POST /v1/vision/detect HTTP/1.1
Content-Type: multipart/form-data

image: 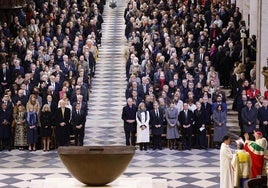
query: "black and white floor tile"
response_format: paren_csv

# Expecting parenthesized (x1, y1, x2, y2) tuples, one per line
(0, 1, 225, 187)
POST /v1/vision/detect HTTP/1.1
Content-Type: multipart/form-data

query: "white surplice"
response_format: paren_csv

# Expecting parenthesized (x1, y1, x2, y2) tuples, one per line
(220, 142, 234, 188)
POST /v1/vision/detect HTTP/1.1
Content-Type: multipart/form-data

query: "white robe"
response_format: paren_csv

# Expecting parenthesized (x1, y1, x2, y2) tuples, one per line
(136, 111, 150, 143)
(220, 143, 234, 188)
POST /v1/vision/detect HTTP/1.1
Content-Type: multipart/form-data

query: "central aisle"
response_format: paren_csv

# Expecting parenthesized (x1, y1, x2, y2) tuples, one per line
(85, 0, 127, 146)
(82, 1, 221, 187)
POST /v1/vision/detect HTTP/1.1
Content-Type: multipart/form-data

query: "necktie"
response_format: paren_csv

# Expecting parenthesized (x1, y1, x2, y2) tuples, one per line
(156, 110, 158, 118)
(61, 108, 65, 117)
(3, 69, 6, 80)
(143, 85, 146, 93)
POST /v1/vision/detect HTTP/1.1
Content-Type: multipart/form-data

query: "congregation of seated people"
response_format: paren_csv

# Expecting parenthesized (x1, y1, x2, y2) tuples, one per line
(122, 0, 268, 151)
(0, 0, 105, 151)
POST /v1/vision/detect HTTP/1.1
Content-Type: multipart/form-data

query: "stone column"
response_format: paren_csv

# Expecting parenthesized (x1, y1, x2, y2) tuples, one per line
(249, 0, 258, 36)
(256, 0, 268, 93)
(236, 0, 243, 10)
(236, 0, 250, 27)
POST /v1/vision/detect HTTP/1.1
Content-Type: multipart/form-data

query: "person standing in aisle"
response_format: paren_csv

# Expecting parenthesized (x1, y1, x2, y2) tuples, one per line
(220, 135, 234, 188)
(244, 131, 267, 178)
(232, 141, 251, 188)
(212, 104, 227, 149)
(165, 101, 179, 150)
(122, 98, 137, 146)
(178, 102, 194, 150)
(71, 103, 86, 146)
(257, 99, 268, 140)
(40, 104, 52, 151)
(0, 103, 12, 151)
(26, 107, 38, 151)
(150, 101, 164, 150)
(193, 101, 207, 149)
(55, 100, 71, 147)
(241, 100, 257, 140)
(136, 102, 150, 151)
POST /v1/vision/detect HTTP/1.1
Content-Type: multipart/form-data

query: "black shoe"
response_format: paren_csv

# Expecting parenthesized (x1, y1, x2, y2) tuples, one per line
(158, 147, 162, 150)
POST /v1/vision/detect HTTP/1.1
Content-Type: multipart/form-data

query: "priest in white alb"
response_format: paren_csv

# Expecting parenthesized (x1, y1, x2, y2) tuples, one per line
(220, 135, 234, 188)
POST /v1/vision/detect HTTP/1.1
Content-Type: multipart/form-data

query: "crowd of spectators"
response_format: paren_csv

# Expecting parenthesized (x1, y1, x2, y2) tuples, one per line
(123, 0, 266, 150)
(0, 0, 105, 151)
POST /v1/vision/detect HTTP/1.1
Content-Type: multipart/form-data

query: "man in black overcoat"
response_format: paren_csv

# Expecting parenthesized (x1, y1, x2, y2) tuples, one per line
(179, 102, 194, 150)
(0, 103, 12, 151)
(55, 100, 71, 147)
(71, 103, 86, 146)
(121, 98, 137, 146)
(150, 101, 165, 150)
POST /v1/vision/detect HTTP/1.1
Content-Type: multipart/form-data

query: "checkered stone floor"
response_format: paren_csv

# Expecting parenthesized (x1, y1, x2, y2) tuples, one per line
(0, 1, 223, 187)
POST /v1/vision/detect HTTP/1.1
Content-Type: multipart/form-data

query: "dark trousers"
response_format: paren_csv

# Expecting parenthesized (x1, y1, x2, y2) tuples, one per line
(182, 130, 192, 150)
(0, 138, 11, 150)
(152, 134, 162, 149)
(56, 126, 70, 147)
(196, 130, 207, 148)
(125, 130, 136, 146)
(74, 128, 84, 146)
(238, 112, 244, 136)
(260, 124, 268, 141)
(139, 143, 148, 150)
(124, 124, 136, 146)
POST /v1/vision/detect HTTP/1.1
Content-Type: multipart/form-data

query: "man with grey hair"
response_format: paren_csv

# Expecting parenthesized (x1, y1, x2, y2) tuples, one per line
(55, 100, 71, 147)
(121, 98, 137, 146)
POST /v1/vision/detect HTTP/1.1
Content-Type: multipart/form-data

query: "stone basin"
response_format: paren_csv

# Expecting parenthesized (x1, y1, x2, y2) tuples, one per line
(57, 146, 135, 186)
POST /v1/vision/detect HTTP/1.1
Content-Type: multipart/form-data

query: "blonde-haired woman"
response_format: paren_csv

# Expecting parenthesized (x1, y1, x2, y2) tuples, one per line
(26, 94, 40, 114)
(136, 102, 150, 151)
(26, 107, 38, 151)
(14, 104, 27, 150)
(40, 104, 52, 151)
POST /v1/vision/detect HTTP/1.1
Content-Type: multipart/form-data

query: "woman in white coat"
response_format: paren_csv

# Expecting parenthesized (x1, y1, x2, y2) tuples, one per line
(136, 102, 150, 151)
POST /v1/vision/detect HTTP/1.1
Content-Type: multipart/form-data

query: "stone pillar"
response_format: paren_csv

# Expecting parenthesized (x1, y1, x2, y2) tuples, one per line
(236, 0, 243, 10)
(242, 0, 249, 27)
(249, 0, 258, 36)
(256, 0, 268, 93)
(236, 0, 250, 27)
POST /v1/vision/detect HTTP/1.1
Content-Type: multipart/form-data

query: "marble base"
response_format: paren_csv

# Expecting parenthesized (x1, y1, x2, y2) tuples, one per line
(30, 177, 167, 188)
